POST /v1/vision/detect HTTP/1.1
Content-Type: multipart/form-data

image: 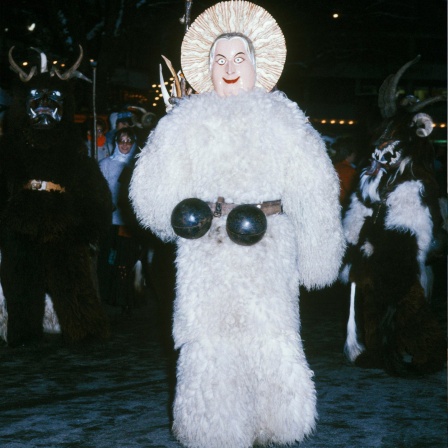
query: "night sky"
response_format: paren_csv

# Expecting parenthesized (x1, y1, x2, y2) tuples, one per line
(0, 0, 446, 117)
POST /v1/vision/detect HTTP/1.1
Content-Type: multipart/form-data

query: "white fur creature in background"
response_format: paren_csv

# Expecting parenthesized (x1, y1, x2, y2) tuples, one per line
(341, 56, 446, 376)
(130, 2, 345, 447)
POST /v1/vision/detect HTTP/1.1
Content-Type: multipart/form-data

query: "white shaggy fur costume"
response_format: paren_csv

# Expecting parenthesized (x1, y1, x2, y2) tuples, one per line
(130, 89, 344, 447)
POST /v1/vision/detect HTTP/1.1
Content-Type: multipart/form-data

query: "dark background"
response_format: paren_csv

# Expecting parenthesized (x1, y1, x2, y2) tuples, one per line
(0, 0, 446, 145)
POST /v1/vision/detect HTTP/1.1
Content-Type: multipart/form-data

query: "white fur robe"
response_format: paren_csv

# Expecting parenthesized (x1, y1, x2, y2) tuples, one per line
(130, 89, 344, 448)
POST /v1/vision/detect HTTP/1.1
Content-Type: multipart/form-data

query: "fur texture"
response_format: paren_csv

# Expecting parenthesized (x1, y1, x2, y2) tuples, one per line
(0, 72, 112, 346)
(0, 283, 60, 341)
(130, 89, 344, 447)
(342, 146, 446, 376)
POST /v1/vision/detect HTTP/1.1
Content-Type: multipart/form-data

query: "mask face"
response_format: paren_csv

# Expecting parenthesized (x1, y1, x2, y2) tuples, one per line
(364, 140, 403, 177)
(211, 38, 256, 97)
(26, 88, 64, 129)
(364, 118, 406, 177)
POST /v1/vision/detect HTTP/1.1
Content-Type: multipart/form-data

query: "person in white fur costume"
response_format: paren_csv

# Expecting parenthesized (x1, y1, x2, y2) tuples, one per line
(130, 2, 344, 447)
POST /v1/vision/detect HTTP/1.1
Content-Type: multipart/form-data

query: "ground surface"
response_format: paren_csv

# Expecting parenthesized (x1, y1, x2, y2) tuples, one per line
(0, 261, 446, 448)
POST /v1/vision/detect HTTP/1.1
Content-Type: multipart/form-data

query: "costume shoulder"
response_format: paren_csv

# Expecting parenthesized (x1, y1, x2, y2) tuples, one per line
(130, 90, 310, 241)
(158, 89, 310, 133)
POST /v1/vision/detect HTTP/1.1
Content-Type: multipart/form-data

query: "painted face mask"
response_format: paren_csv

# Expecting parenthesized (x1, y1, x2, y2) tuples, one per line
(26, 88, 64, 129)
(211, 37, 256, 97)
(365, 140, 403, 176)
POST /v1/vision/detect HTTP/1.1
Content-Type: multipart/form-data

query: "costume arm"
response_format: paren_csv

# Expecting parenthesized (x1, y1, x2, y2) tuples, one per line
(342, 194, 373, 246)
(384, 180, 433, 259)
(338, 193, 372, 283)
(129, 115, 193, 242)
(282, 123, 345, 289)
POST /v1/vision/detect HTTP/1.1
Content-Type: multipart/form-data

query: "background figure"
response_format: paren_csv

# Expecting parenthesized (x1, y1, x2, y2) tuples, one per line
(341, 56, 446, 376)
(98, 128, 141, 312)
(0, 46, 112, 346)
(85, 118, 110, 161)
(332, 135, 358, 208)
(105, 111, 134, 155)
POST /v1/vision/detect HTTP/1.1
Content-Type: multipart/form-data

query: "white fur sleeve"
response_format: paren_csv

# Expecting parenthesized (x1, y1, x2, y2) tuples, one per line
(129, 113, 194, 242)
(282, 122, 345, 289)
(385, 180, 433, 256)
(342, 194, 373, 245)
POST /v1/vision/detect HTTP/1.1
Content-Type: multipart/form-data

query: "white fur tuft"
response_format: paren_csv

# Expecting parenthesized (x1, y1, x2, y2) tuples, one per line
(359, 169, 384, 203)
(0, 281, 60, 342)
(342, 194, 373, 245)
(339, 263, 351, 284)
(133, 259, 144, 292)
(361, 240, 374, 257)
(384, 180, 433, 290)
(344, 282, 365, 362)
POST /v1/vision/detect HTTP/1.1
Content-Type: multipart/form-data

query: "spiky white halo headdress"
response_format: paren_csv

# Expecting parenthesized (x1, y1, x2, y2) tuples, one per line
(181, 0, 286, 93)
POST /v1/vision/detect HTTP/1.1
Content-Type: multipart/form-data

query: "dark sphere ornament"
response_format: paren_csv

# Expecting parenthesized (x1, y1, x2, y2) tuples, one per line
(171, 198, 213, 239)
(226, 204, 267, 246)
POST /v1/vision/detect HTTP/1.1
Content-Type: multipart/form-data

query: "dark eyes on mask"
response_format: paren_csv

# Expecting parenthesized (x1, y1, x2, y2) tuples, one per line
(28, 90, 63, 101)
